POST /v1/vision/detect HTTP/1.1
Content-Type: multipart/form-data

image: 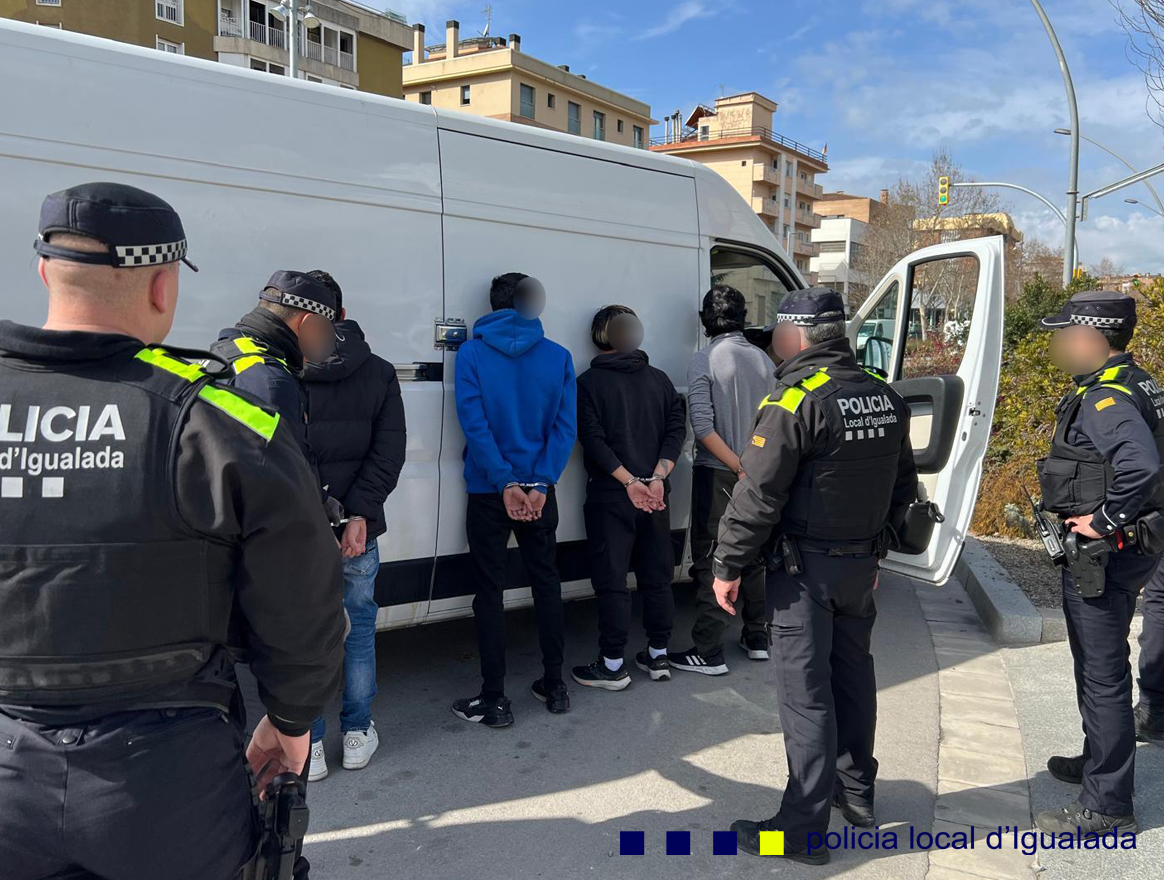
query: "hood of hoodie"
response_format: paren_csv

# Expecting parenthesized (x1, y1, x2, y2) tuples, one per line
(212, 306, 305, 373)
(301, 319, 371, 383)
(472, 309, 545, 358)
(590, 349, 649, 373)
(0, 320, 143, 368)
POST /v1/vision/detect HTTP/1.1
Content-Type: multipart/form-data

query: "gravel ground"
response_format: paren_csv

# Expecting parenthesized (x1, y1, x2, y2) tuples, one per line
(975, 535, 1063, 608)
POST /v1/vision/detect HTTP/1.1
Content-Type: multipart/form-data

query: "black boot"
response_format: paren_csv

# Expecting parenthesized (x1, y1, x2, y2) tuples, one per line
(1134, 702, 1164, 742)
(1046, 754, 1086, 785)
(832, 791, 876, 827)
(730, 818, 830, 864)
(1034, 800, 1138, 835)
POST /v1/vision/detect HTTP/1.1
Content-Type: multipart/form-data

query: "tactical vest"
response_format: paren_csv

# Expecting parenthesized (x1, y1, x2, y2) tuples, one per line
(220, 334, 291, 376)
(0, 345, 278, 709)
(1038, 361, 1164, 517)
(766, 366, 911, 541)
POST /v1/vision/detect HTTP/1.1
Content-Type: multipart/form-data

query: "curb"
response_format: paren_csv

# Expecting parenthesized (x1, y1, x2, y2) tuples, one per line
(953, 537, 1047, 645)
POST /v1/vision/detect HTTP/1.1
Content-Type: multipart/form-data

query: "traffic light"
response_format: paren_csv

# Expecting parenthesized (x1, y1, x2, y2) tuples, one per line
(938, 176, 949, 205)
(1133, 274, 1141, 288)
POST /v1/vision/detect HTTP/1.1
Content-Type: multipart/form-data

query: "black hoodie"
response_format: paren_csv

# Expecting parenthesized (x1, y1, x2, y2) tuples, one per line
(301, 320, 406, 541)
(576, 350, 687, 500)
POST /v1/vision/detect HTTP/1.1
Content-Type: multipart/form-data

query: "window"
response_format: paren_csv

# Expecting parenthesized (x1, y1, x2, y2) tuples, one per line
(519, 83, 535, 119)
(633, 125, 645, 149)
(710, 246, 796, 327)
(786, 163, 792, 177)
(617, 119, 624, 134)
(818, 241, 846, 253)
(783, 198, 790, 208)
(305, 74, 323, 83)
(250, 59, 285, 75)
(800, 171, 808, 180)
(903, 255, 980, 377)
(567, 101, 581, 135)
(156, 36, 184, 54)
(460, 85, 471, 105)
(36, 0, 62, 6)
(855, 282, 899, 375)
(699, 124, 710, 141)
(419, 91, 432, 105)
(547, 92, 556, 109)
(772, 158, 779, 170)
(156, 0, 183, 26)
(593, 110, 605, 141)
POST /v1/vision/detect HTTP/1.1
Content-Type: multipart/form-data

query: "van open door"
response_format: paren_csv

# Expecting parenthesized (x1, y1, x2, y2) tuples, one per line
(847, 235, 1005, 585)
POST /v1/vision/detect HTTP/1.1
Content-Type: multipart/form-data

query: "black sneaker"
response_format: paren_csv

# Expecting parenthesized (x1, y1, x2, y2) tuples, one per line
(832, 791, 876, 828)
(740, 629, 771, 661)
(451, 694, 513, 728)
(1034, 800, 1138, 835)
(667, 646, 728, 676)
(571, 659, 631, 691)
(634, 650, 671, 681)
(1047, 754, 1086, 785)
(731, 818, 830, 864)
(1134, 702, 1164, 742)
(531, 678, 571, 713)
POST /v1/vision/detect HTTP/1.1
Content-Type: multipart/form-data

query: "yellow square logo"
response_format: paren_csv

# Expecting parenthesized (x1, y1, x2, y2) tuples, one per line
(1095, 397, 1116, 411)
(758, 830, 784, 855)
(751, 434, 766, 448)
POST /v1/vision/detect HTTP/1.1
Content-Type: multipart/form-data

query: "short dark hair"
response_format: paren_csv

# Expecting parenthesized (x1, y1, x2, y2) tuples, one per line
(805, 320, 846, 345)
(307, 269, 342, 315)
(1098, 325, 1134, 352)
(258, 291, 306, 321)
(591, 304, 636, 351)
(489, 272, 529, 311)
(700, 285, 747, 337)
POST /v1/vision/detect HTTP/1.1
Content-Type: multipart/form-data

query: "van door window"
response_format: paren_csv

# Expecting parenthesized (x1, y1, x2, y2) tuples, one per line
(854, 281, 899, 375)
(710, 247, 796, 327)
(903, 255, 980, 379)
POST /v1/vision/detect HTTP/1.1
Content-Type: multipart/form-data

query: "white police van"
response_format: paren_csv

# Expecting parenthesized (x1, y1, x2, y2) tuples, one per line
(0, 21, 1003, 628)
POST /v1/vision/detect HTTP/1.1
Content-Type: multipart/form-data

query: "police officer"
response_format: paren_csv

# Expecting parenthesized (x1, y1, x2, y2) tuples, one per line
(1136, 560, 1164, 742)
(0, 182, 346, 880)
(1033, 290, 1164, 835)
(710, 288, 918, 863)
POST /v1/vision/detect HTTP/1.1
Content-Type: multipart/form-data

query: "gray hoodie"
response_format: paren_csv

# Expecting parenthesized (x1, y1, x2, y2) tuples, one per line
(687, 331, 775, 470)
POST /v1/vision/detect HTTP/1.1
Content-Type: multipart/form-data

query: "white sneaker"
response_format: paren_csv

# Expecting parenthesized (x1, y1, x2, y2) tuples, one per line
(308, 740, 328, 782)
(342, 721, 379, 771)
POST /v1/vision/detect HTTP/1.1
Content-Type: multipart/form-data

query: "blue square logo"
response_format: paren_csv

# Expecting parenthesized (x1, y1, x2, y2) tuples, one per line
(713, 830, 738, 855)
(620, 831, 645, 856)
(666, 831, 691, 855)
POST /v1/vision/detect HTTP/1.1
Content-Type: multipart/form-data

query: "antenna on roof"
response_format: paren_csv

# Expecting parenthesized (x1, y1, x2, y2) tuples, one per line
(480, 5, 492, 37)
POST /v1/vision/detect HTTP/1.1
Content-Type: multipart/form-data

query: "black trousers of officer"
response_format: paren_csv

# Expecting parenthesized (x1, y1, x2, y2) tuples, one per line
(466, 489, 566, 696)
(690, 466, 768, 654)
(0, 707, 254, 880)
(766, 547, 879, 848)
(1062, 548, 1159, 815)
(583, 493, 675, 661)
(1138, 556, 1164, 715)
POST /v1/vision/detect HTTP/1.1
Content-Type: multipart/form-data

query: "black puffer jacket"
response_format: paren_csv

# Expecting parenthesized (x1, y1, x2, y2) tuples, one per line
(301, 320, 406, 540)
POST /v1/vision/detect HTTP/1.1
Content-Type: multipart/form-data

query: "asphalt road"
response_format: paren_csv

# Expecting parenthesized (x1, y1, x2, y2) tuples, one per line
(301, 575, 940, 880)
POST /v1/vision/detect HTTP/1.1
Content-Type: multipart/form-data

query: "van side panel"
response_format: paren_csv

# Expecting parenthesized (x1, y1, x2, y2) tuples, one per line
(0, 23, 445, 626)
(430, 130, 702, 619)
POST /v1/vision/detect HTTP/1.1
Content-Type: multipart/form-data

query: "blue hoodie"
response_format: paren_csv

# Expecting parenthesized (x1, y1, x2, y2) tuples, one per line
(454, 309, 577, 494)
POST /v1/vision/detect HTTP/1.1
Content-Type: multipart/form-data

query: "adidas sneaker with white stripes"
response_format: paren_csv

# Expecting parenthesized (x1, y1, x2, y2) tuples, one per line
(666, 647, 729, 676)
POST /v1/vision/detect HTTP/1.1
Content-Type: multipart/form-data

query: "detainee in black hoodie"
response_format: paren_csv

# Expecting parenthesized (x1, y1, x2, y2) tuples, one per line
(571, 306, 687, 690)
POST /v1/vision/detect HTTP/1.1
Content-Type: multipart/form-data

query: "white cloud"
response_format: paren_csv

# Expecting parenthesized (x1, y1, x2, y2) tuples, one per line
(1014, 208, 1164, 273)
(634, 1, 715, 40)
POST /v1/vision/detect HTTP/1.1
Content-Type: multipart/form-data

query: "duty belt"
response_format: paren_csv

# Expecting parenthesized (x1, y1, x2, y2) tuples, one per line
(796, 537, 881, 556)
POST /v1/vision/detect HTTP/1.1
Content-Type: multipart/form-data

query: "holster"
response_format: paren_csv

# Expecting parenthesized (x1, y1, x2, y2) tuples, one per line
(240, 774, 310, 880)
(1065, 532, 1109, 599)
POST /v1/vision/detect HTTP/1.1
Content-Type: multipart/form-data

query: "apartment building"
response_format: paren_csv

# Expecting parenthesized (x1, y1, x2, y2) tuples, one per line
(1, 0, 412, 96)
(810, 191, 887, 303)
(402, 20, 655, 149)
(650, 92, 828, 283)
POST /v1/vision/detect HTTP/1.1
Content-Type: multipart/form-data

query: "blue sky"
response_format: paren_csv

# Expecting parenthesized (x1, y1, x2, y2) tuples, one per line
(390, 0, 1164, 272)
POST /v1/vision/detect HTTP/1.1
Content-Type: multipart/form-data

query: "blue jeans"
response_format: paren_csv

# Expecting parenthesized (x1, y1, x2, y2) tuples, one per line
(311, 542, 380, 742)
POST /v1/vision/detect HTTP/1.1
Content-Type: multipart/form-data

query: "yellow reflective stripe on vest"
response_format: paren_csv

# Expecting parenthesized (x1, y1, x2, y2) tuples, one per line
(1099, 366, 1125, 383)
(197, 386, 280, 442)
(759, 386, 807, 414)
(1078, 381, 1134, 397)
(863, 368, 886, 382)
(134, 347, 206, 382)
(233, 337, 265, 355)
(232, 355, 266, 374)
(800, 369, 831, 391)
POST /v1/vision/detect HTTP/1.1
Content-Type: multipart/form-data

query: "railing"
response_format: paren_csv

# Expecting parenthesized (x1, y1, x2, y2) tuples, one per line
(651, 126, 827, 163)
(218, 14, 243, 37)
(339, 50, 354, 71)
(753, 164, 781, 186)
(220, 15, 354, 72)
(795, 209, 821, 228)
(751, 196, 778, 217)
(156, 1, 181, 24)
(797, 178, 824, 199)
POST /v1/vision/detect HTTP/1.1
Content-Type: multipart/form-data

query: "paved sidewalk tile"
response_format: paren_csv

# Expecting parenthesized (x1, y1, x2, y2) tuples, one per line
(940, 692, 1018, 728)
(928, 820, 1037, 880)
(927, 619, 993, 640)
(934, 648, 1010, 680)
(934, 783, 1031, 830)
(939, 669, 1015, 700)
(941, 718, 1025, 757)
(939, 746, 1028, 791)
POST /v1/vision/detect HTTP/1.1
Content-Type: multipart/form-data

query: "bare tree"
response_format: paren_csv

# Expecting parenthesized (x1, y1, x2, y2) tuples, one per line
(1114, 1, 1164, 132)
(1090, 256, 1126, 278)
(1013, 237, 1066, 292)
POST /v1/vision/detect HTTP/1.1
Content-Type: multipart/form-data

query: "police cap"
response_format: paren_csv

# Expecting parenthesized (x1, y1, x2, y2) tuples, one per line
(1039, 290, 1136, 331)
(33, 181, 198, 272)
(259, 270, 339, 322)
(775, 287, 847, 326)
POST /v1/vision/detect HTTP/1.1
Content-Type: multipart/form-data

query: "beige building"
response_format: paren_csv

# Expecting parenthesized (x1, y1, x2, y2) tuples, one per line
(810, 191, 889, 303)
(1098, 273, 1162, 295)
(0, 0, 412, 97)
(650, 92, 828, 281)
(402, 21, 655, 149)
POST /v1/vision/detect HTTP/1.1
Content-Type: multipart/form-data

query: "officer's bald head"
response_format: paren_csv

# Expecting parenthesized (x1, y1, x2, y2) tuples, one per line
(39, 233, 179, 344)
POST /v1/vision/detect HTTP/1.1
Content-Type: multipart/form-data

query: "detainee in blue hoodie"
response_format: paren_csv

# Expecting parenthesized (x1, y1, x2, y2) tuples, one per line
(451, 272, 577, 728)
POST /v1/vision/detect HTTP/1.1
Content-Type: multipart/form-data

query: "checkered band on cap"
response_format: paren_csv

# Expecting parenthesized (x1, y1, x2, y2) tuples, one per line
(280, 293, 337, 322)
(1071, 314, 1126, 328)
(115, 240, 188, 268)
(776, 312, 816, 326)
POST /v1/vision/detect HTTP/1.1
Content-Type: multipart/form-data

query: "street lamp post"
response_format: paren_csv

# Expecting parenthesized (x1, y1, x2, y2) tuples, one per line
(270, 0, 320, 79)
(1054, 128, 1164, 215)
(950, 180, 1082, 269)
(1125, 197, 1164, 219)
(1030, 0, 1080, 287)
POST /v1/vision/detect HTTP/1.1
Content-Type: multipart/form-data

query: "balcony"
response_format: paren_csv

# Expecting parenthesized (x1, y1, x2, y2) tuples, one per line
(651, 125, 828, 165)
(791, 233, 820, 258)
(751, 196, 779, 218)
(796, 177, 824, 199)
(795, 209, 821, 229)
(218, 13, 354, 73)
(752, 164, 782, 186)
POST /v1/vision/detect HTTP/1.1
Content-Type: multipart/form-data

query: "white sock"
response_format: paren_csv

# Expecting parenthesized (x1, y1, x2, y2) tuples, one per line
(603, 656, 624, 672)
(648, 646, 667, 659)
